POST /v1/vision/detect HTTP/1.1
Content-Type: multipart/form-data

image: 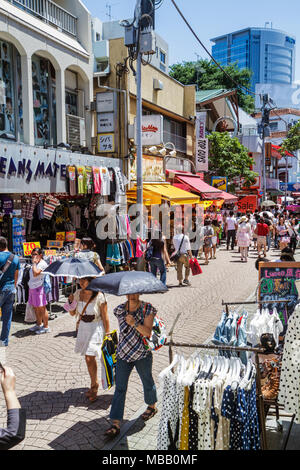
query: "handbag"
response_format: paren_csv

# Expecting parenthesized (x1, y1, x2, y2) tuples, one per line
(171, 234, 185, 263)
(189, 258, 202, 276)
(140, 303, 167, 352)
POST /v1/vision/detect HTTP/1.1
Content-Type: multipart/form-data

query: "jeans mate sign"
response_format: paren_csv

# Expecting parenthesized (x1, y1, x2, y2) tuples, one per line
(196, 112, 208, 172)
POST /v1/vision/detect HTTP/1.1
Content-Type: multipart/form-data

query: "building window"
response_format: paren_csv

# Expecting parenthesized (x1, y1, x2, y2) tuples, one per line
(32, 55, 56, 146)
(0, 41, 15, 140)
(96, 33, 101, 41)
(160, 50, 166, 64)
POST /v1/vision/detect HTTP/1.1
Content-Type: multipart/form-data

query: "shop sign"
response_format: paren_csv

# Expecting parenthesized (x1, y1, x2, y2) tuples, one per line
(98, 133, 115, 153)
(237, 195, 257, 213)
(56, 232, 65, 241)
(134, 115, 164, 146)
(211, 177, 227, 192)
(130, 155, 165, 182)
(44, 250, 57, 256)
(97, 112, 115, 133)
(23, 241, 41, 257)
(47, 240, 64, 249)
(96, 92, 115, 113)
(195, 112, 208, 173)
(66, 231, 76, 242)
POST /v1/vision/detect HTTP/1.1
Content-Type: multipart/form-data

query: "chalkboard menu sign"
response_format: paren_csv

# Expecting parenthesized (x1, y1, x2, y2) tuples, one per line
(259, 262, 300, 330)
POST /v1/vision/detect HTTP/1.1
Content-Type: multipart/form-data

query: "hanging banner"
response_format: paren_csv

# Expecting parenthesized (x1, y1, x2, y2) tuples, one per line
(237, 195, 258, 213)
(196, 111, 209, 173)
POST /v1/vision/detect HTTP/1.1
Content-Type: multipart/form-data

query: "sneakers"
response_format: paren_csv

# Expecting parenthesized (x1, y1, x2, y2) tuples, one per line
(183, 279, 191, 286)
(35, 327, 51, 335)
(29, 324, 42, 332)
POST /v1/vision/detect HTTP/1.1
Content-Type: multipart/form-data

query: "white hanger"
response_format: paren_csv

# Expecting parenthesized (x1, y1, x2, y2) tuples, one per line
(159, 353, 179, 380)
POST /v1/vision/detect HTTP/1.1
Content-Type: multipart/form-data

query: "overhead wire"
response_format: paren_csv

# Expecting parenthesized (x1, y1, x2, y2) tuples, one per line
(170, 0, 259, 97)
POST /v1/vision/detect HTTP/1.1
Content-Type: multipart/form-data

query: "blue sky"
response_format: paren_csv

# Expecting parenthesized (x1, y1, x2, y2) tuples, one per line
(83, 0, 300, 79)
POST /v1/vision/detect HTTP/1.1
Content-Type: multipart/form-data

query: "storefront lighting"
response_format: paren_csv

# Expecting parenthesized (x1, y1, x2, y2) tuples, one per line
(149, 146, 158, 154)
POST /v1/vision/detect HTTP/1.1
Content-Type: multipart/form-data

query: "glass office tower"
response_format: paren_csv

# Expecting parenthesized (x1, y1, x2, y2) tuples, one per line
(211, 27, 296, 92)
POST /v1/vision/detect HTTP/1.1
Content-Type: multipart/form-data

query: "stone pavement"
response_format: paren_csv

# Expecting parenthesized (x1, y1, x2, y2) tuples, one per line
(0, 244, 299, 450)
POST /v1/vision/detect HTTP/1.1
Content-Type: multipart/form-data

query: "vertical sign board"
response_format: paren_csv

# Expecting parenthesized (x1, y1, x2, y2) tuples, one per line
(96, 92, 118, 153)
(195, 112, 208, 172)
(259, 262, 300, 334)
(237, 195, 257, 213)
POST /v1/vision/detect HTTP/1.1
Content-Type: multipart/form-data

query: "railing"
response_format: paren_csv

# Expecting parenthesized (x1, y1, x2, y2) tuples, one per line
(7, 0, 77, 37)
(163, 131, 187, 153)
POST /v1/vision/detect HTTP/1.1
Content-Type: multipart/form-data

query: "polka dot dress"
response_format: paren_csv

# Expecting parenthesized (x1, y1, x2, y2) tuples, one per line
(157, 371, 179, 450)
(278, 306, 300, 423)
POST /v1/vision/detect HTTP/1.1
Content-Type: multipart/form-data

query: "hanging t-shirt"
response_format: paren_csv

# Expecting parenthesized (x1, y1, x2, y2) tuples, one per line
(67, 166, 77, 196)
(85, 166, 93, 194)
(77, 166, 87, 195)
(93, 167, 101, 194)
(69, 205, 81, 229)
(43, 197, 60, 220)
(100, 167, 110, 196)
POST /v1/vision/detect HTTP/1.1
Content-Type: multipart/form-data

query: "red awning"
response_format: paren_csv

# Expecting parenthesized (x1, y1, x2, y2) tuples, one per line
(272, 145, 294, 159)
(217, 191, 238, 202)
(175, 175, 223, 199)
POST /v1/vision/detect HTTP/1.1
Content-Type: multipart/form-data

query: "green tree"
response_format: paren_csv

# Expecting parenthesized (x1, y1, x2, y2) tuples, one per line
(280, 120, 300, 156)
(208, 132, 258, 192)
(169, 59, 255, 114)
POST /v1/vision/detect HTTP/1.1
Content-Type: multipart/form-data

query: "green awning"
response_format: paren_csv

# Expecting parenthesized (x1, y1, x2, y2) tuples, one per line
(267, 189, 285, 196)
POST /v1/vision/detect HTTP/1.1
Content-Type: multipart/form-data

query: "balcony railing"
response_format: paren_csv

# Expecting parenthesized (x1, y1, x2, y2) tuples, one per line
(7, 0, 77, 37)
(163, 131, 187, 153)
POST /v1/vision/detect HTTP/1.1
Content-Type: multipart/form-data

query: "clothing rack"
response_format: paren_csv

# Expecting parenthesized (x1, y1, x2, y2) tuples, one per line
(166, 340, 268, 450)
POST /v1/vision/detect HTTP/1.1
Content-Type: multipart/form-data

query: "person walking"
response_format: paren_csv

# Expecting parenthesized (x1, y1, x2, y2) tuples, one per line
(147, 230, 170, 286)
(276, 216, 289, 251)
(0, 366, 26, 450)
(225, 211, 237, 251)
(0, 237, 20, 347)
(202, 219, 214, 265)
(105, 294, 158, 439)
(69, 277, 110, 403)
(28, 248, 50, 335)
(255, 217, 269, 257)
(172, 226, 192, 286)
(211, 220, 221, 259)
(287, 218, 299, 253)
(236, 216, 251, 262)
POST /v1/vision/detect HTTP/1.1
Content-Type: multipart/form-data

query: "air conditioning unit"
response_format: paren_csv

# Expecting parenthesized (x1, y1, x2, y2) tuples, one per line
(66, 115, 86, 147)
(153, 78, 163, 91)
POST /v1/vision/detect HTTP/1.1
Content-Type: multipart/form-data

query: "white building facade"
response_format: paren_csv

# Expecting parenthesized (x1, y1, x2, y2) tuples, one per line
(0, 0, 94, 149)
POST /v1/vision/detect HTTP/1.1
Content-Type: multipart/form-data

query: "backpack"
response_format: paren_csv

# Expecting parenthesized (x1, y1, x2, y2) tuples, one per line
(145, 241, 154, 261)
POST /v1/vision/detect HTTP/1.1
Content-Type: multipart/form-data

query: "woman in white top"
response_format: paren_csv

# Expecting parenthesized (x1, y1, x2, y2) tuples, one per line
(28, 248, 50, 335)
(69, 277, 110, 403)
(236, 216, 251, 262)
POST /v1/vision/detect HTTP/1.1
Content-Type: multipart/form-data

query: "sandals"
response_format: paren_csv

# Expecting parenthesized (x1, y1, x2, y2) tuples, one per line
(87, 384, 99, 403)
(141, 406, 158, 421)
(105, 424, 120, 439)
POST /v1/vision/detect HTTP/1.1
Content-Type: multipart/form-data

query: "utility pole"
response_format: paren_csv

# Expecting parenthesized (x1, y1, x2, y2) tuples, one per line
(260, 94, 271, 202)
(123, 0, 156, 237)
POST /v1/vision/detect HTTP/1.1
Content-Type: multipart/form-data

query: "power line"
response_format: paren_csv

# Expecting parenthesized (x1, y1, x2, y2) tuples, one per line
(170, 0, 258, 97)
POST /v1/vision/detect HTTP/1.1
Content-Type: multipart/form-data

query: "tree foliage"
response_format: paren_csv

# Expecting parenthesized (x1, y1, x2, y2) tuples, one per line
(281, 120, 300, 156)
(169, 59, 255, 114)
(208, 132, 258, 192)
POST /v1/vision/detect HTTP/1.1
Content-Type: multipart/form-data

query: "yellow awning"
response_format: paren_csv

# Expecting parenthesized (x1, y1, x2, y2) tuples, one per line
(127, 188, 162, 205)
(143, 184, 200, 205)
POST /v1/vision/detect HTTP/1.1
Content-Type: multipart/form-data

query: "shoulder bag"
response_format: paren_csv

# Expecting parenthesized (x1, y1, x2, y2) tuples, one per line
(139, 303, 167, 352)
(171, 235, 185, 263)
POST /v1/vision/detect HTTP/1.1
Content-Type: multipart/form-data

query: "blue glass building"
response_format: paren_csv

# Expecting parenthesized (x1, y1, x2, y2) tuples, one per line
(211, 27, 296, 92)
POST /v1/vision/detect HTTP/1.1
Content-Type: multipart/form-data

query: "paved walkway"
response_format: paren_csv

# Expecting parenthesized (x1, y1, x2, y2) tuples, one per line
(1, 244, 299, 450)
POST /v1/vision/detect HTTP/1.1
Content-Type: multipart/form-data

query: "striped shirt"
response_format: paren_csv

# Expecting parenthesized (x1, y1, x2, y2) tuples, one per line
(114, 301, 157, 362)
